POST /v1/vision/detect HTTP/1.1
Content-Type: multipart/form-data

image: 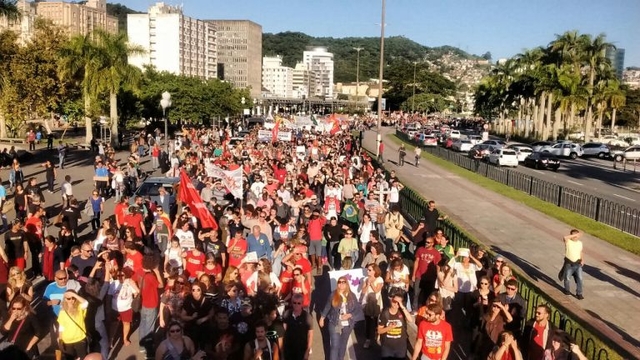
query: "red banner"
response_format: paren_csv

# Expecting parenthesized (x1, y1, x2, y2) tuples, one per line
(179, 170, 218, 230)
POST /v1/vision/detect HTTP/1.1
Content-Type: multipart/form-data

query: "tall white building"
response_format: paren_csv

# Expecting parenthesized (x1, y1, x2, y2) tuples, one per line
(292, 62, 319, 99)
(127, 2, 216, 79)
(303, 47, 334, 98)
(262, 56, 293, 98)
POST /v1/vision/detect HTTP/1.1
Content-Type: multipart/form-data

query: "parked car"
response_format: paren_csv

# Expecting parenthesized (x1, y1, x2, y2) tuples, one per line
(468, 135, 483, 145)
(468, 144, 494, 160)
(531, 141, 553, 152)
(448, 129, 462, 139)
(422, 134, 438, 147)
(488, 148, 519, 167)
(581, 142, 610, 158)
(599, 135, 628, 147)
(508, 145, 534, 162)
(540, 142, 583, 159)
(451, 139, 474, 152)
(611, 146, 640, 162)
(482, 139, 507, 148)
(524, 152, 561, 171)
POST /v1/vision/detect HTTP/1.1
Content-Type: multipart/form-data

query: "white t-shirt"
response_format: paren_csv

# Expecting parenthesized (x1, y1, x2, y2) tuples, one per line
(390, 265, 410, 290)
(361, 276, 384, 306)
(454, 262, 481, 293)
(175, 229, 195, 250)
(389, 186, 399, 203)
(359, 221, 375, 244)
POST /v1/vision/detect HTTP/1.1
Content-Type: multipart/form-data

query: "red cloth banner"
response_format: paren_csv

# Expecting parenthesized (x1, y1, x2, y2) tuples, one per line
(179, 170, 218, 230)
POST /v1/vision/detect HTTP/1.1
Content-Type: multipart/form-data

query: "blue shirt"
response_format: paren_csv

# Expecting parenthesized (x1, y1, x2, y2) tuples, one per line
(95, 167, 109, 177)
(0, 185, 6, 202)
(246, 233, 272, 260)
(44, 282, 67, 316)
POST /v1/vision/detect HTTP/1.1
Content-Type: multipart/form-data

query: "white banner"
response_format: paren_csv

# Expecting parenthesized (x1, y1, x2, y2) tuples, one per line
(206, 166, 243, 199)
(258, 130, 272, 142)
(328, 268, 367, 300)
(277, 131, 292, 142)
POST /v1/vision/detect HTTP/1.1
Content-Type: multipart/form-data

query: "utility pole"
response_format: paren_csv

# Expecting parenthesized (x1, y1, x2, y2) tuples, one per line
(376, 0, 386, 159)
(354, 47, 364, 112)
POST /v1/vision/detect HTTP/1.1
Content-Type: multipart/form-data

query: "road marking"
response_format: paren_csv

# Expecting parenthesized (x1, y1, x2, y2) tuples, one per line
(566, 180, 583, 186)
(613, 193, 637, 202)
(607, 183, 640, 194)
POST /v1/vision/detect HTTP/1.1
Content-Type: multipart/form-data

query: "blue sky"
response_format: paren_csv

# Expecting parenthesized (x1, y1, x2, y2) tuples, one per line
(122, 0, 640, 67)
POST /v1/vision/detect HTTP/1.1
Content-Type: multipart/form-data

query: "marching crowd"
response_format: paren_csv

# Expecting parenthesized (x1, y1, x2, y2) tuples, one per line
(0, 119, 592, 360)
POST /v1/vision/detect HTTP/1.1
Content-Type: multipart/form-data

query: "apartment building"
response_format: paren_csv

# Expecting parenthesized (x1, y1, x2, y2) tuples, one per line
(292, 62, 320, 99)
(262, 56, 293, 98)
(127, 2, 216, 79)
(207, 20, 262, 98)
(0, 0, 118, 43)
(303, 47, 334, 98)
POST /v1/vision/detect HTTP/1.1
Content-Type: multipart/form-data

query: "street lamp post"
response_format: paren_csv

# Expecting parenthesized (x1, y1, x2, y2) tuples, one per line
(160, 91, 171, 153)
(354, 47, 364, 112)
(376, 0, 386, 159)
(412, 62, 417, 113)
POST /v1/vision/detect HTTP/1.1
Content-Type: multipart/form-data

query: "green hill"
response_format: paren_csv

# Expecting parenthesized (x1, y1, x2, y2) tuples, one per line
(262, 31, 480, 83)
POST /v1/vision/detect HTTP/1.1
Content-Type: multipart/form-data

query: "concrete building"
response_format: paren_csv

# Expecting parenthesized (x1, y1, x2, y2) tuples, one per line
(303, 47, 334, 98)
(207, 20, 262, 98)
(0, 0, 118, 43)
(127, 2, 216, 79)
(605, 46, 625, 80)
(292, 62, 319, 99)
(262, 56, 293, 98)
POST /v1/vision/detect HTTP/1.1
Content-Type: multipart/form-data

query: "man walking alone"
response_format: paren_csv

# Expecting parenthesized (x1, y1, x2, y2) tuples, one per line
(561, 229, 584, 300)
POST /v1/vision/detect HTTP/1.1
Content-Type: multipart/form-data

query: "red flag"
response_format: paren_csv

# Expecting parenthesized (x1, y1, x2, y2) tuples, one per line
(329, 114, 341, 135)
(271, 117, 282, 142)
(179, 170, 218, 230)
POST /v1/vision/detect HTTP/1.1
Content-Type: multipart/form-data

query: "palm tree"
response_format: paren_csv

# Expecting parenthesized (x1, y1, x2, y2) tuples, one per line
(582, 34, 613, 142)
(0, 0, 19, 20)
(59, 33, 100, 144)
(92, 30, 144, 146)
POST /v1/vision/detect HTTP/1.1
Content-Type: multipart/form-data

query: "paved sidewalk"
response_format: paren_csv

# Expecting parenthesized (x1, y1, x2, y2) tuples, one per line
(365, 128, 640, 356)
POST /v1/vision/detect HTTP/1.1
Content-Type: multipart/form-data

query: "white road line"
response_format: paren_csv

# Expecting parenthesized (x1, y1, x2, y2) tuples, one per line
(607, 183, 640, 194)
(613, 193, 637, 202)
(566, 180, 584, 186)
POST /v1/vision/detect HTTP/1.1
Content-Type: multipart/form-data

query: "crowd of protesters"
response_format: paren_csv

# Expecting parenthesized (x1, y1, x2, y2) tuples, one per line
(0, 118, 591, 360)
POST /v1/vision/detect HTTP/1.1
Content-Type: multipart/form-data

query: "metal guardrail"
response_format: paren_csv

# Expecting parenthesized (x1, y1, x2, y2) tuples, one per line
(396, 130, 640, 237)
(398, 187, 628, 360)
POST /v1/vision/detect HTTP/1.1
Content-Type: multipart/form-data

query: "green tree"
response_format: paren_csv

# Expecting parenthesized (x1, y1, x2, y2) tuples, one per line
(0, 0, 19, 20)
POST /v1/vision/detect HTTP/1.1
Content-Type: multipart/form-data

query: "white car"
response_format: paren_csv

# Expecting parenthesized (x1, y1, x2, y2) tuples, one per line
(508, 145, 533, 162)
(482, 140, 507, 148)
(488, 148, 519, 167)
(599, 135, 628, 147)
(422, 134, 438, 147)
(612, 146, 640, 162)
(451, 139, 473, 152)
(581, 142, 610, 158)
(448, 129, 462, 139)
(531, 141, 553, 152)
(468, 135, 483, 145)
(540, 142, 583, 159)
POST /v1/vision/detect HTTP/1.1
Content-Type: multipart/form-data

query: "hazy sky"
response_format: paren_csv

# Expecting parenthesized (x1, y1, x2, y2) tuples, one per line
(122, 0, 640, 66)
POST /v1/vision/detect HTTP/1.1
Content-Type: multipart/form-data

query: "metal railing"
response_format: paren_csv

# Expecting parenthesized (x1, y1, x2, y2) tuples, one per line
(365, 151, 630, 360)
(396, 130, 640, 237)
(398, 186, 628, 360)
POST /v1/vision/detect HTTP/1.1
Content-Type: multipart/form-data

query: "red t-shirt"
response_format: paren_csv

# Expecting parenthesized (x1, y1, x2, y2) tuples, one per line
(228, 238, 247, 268)
(417, 320, 453, 360)
(124, 251, 144, 279)
(203, 264, 223, 278)
(123, 213, 144, 238)
(184, 250, 205, 279)
(414, 247, 441, 279)
(296, 258, 312, 275)
(529, 322, 547, 360)
(290, 277, 311, 307)
(140, 271, 160, 308)
(115, 203, 127, 226)
(279, 269, 293, 297)
(274, 168, 287, 184)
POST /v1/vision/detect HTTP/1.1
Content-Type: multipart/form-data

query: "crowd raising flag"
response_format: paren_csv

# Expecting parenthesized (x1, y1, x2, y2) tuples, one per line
(179, 170, 218, 230)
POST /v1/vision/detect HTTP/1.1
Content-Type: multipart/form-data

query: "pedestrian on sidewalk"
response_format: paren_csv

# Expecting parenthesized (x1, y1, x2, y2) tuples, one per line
(378, 141, 385, 163)
(398, 144, 407, 166)
(414, 146, 421, 166)
(560, 229, 584, 300)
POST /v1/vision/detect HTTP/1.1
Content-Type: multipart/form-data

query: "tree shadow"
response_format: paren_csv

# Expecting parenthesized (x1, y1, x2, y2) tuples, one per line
(310, 267, 331, 360)
(582, 264, 640, 298)
(585, 309, 640, 349)
(603, 260, 640, 283)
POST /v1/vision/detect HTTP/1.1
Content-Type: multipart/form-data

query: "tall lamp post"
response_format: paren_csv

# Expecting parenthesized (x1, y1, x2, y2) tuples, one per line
(412, 62, 417, 113)
(376, 0, 386, 158)
(160, 91, 172, 153)
(354, 47, 364, 112)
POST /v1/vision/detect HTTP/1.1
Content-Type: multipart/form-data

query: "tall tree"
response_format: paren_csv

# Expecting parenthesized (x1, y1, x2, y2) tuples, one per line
(91, 30, 144, 145)
(0, 0, 19, 20)
(582, 34, 613, 142)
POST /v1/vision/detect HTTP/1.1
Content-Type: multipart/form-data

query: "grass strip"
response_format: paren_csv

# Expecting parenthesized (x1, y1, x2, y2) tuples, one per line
(388, 134, 640, 256)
